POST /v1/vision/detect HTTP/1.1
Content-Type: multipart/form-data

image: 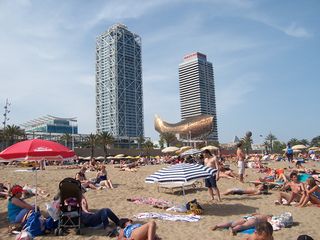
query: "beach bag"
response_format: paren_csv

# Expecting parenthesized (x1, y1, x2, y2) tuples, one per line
(270, 212, 293, 230)
(46, 200, 60, 221)
(186, 199, 203, 215)
(23, 211, 45, 237)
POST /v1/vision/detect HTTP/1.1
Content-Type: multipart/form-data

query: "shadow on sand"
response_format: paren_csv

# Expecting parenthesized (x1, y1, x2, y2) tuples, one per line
(202, 203, 258, 216)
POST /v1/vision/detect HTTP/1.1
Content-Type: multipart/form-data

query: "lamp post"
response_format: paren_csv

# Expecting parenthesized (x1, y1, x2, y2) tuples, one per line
(2, 99, 11, 150)
(70, 118, 77, 151)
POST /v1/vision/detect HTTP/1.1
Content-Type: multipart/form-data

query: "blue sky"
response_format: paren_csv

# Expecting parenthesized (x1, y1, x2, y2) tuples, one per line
(0, 0, 319, 144)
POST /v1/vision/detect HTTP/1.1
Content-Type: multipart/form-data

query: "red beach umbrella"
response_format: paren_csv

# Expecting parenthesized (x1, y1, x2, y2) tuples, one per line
(0, 139, 75, 161)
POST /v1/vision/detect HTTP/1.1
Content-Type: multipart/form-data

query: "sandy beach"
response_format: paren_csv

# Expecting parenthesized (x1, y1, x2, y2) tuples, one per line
(1, 161, 319, 240)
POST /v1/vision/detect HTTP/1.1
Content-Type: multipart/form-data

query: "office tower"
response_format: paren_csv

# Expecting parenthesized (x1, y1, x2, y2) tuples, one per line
(96, 23, 144, 138)
(178, 52, 218, 141)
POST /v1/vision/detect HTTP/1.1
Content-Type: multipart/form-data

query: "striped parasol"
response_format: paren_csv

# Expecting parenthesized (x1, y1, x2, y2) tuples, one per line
(145, 163, 217, 184)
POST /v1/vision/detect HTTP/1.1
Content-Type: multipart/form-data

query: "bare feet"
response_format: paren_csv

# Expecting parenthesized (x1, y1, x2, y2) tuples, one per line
(211, 225, 218, 231)
(229, 227, 236, 236)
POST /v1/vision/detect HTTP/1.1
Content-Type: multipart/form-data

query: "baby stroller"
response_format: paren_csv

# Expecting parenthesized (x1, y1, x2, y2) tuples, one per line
(55, 178, 82, 236)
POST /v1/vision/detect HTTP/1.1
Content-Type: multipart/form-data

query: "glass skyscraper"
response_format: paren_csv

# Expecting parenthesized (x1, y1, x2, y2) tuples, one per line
(179, 52, 218, 141)
(96, 23, 144, 138)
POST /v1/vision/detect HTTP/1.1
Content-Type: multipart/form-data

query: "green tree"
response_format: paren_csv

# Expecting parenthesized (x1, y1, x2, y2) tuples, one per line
(85, 133, 97, 158)
(160, 132, 177, 147)
(272, 141, 286, 154)
(263, 141, 270, 153)
(241, 135, 253, 154)
(143, 140, 154, 159)
(4, 125, 25, 146)
(299, 139, 309, 146)
(288, 138, 300, 146)
(158, 138, 165, 149)
(265, 133, 277, 153)
(97, 131, 114, 161)
(310, 136, 320, 147)
(60, 133, 72, 148)
(137, 136, 145, 149)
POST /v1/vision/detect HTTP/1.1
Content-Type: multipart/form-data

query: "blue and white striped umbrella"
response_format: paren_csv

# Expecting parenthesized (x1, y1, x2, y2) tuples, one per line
(145, 163, 217, 184)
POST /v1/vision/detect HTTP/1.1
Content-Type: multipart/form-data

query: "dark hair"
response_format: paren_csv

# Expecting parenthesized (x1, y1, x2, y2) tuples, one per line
(119, 218, 131, 229)
(236, 142, 242, 148)
(290, 172, 298, 179)
(255, 220, 273, 236)
(297, 235, 314, 240)
(202, 149, 212, 156)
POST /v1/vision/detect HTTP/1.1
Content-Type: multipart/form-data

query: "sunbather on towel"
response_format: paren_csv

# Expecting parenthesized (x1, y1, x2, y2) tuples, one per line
(211, 213, 273, 236)
(222, 184, 268, 196)
(296, 177, 320, 207)
(117, 218, 161, 240)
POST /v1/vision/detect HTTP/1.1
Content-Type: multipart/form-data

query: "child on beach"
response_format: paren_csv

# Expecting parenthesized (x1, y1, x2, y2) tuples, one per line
(276, 172, 303, 205)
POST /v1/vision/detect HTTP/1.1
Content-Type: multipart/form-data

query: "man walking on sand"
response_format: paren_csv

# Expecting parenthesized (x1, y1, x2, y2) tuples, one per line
(203, 149, 221, 202)
(237, 142, 245, 183)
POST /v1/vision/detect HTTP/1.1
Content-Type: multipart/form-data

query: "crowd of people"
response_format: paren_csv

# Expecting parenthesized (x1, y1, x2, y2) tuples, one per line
(1, 144, 319, 240)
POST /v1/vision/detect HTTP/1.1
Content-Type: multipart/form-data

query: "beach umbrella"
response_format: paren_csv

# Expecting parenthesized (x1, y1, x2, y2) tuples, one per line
(292, 145, 307, 150)
(83, 156, 91, 160)
(0, 139, 76, 210)
(145, 163, 217, 195)
(308, 147, 320, 151)
(176, 146, 192, 154)
(293, 149, 301, 153)
(201, 145, 219, 151)
(180, 149, 202, 156)
(162, 146, 179, 153)
(96, 156, 105, 160)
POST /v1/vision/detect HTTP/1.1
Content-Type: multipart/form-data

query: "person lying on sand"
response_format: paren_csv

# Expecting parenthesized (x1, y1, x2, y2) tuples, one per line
(296, 177, 320, 207)
(276, 172, 303, 205)
(222, 184, 268, 196)
(22, 184, 50, 198)
(118, 218, 161, 240)
(211, 213, 273, 236)
(242, 220, 274, 240)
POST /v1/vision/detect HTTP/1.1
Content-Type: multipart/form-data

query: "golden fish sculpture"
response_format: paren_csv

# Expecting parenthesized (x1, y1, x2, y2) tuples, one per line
(154, 114, 214, 138)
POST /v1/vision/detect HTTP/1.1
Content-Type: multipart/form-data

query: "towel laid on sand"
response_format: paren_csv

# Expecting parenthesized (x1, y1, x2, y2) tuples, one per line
(134, 212, 200, 222)
(127, 197, 174, 208)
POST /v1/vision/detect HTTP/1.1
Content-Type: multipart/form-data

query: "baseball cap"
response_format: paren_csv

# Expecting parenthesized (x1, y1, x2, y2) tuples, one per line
(11, 185, 24, 195)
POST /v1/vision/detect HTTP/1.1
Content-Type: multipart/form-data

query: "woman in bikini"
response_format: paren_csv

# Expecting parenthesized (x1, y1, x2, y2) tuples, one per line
(95, 165, 114, 189)
(211, 213, 273, 236)
(117, 218, 160, 240)
(297, 177, 320, 207)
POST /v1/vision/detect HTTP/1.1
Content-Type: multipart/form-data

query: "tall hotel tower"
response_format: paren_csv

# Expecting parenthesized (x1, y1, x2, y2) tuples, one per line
(178, 52, 218, 141)
(96, 24, 144, 138)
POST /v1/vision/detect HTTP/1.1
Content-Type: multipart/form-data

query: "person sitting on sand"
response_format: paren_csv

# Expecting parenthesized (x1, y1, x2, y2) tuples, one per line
(96, 165, 114, 189)
(222, 184, 268, 196)
(211, 213, 273, 236)
(89, 158, 99, 171)
(296, 177, 320, 207)
(75, 167, 97, 190)
(276, 172, 303, 205)
(242, 220, 274, 240)
(7, 185, 34, 224)
(218, 162, 238, 179)
(117, 218, 160, 240)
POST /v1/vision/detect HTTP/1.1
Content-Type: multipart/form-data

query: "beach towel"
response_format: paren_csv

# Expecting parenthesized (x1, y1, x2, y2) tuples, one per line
(166, 205, 187, 213)
(134, 212, 201, 222)
(128, 197, 174, 208)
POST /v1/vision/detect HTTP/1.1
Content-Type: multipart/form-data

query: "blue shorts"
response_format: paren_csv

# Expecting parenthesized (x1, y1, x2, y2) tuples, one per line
(205, 175, 217, 188)
(124, 223, 142, 238)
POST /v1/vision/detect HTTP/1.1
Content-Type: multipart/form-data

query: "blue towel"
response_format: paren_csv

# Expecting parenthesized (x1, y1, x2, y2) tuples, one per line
(240, 227, 255, 234)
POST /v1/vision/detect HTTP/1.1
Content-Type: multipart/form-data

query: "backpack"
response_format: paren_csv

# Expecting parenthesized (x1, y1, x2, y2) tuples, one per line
(287, 148, 293, 155)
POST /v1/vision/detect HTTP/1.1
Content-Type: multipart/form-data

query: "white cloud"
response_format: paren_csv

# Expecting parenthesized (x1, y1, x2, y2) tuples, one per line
(284, 22, 312, 38)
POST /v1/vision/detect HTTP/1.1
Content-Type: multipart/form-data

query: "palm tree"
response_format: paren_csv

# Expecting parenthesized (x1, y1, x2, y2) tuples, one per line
(143, 140, 154, 159)
(241, 135, 253, 154)
(263, 141, 270, 153)
(60, 133, 72, 148)
(299, 139, 309, 146)
(85, 133, 97, 158)
(97, 132, 114, 161)
(310, 136, 320, 147)
(4, 124, 25, 146)
(288, 138, 299, 146)
(160, 132, 177, 147)
(265, 133, 277, 153)
(137, 136, 145, 149)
